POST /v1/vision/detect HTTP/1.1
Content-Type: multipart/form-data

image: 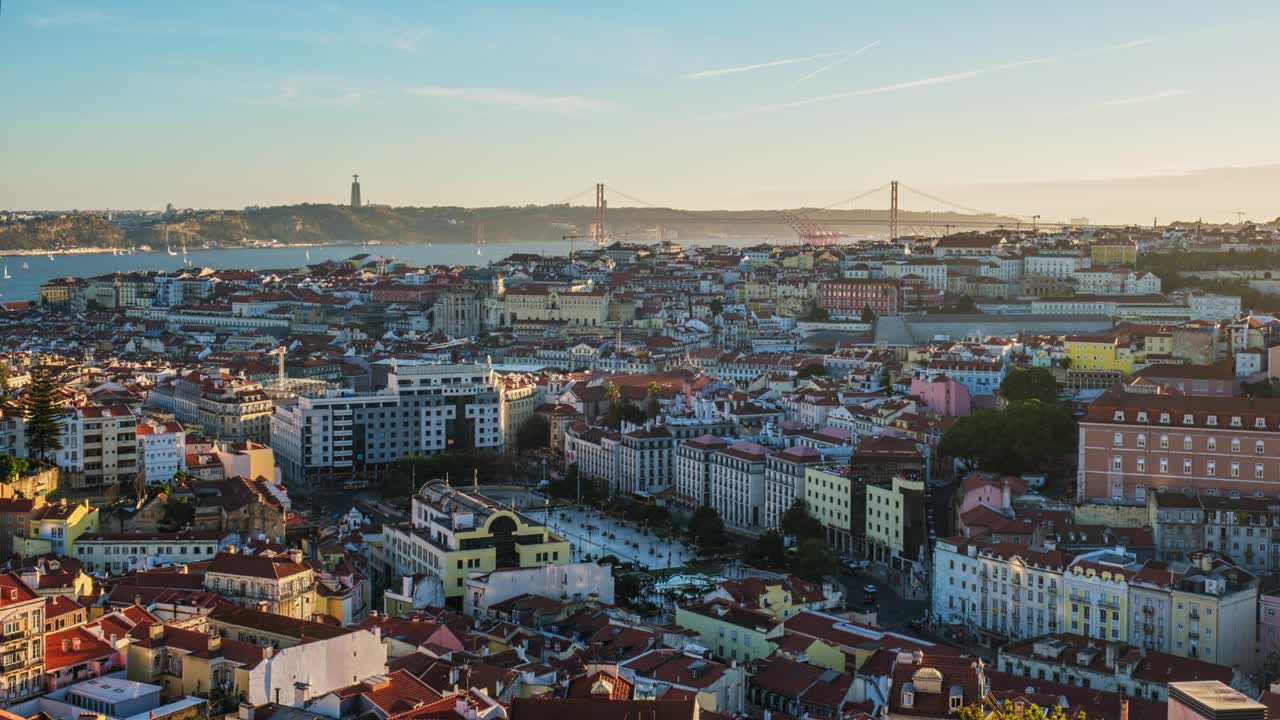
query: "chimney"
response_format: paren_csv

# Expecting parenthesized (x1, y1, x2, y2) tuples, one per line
(1120, 697, 1129, 720)
(72, 637, 81, 651)
(1001, 481, 1012, 515)
(288, 549, 303, 565)
(1104, 642, 1116, 670)
(292, 681, 309, 707)
(61, 639, 70, 652)
(238, 702, 255, 720)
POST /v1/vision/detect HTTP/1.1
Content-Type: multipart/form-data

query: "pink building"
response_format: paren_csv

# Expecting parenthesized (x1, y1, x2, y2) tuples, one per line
(908, 373, 972, 417)
(1078, 386, 1280, 503)
(957, 472, 1028, 517)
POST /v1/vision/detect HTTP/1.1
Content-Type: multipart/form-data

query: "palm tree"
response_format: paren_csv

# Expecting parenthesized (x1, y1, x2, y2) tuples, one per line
(644, 381, 661, 421)
(605, 382, 622, 428)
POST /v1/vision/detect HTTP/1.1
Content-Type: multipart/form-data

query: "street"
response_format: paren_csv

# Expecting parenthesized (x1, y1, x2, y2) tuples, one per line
(836, 568, 928, 636)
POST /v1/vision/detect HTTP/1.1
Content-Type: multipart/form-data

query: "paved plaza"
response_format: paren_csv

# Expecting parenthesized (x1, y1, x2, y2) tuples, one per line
(547, 505, 696, 569)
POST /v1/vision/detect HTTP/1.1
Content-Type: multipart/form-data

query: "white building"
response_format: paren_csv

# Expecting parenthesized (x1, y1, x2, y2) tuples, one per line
(136, 420, 186, 485)
(710, 441, 769, 531)
(73, 530, 227, 574)
(271, 361, 503, 486)
(463, 563, 614, 617)
(674, 435, 729, 510)
(1024, 251, 1089, 279)
(1190, 293, 1243, 322)
(932, 536, 1069, 646)
(762, 447, 827, 530)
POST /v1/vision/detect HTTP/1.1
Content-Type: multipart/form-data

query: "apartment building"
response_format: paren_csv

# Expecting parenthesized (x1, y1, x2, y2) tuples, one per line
(1168, 551, 1258, 673)
(271, 361, 503, 486)
(31, 500, 99, 557)
(563, 423, 621, 493)
(931, 537, 1069, 647)
(175, 371, 273, 445)
(204, 549, 316, 619)
(1149, 492, 1280, 575)
(382, 481, 569, 599)
(762, 446, 826, 530)
(72, 530, 226, 575)
(816, 279, 905, 318)
(865, 472, 927, 574)
(1078, 386, 1280, 503)
(709, 441, 769, 531)
(63, 404, 137, 491)
(803, 466, 855, 554)
(1064, 549, 1140, 644)
(674, 435, 728, 510)
(618, 425, 675, 496)
(0, 572, 45, 702)
(495, 372, 539, 448)
(136, 420, 186, 485)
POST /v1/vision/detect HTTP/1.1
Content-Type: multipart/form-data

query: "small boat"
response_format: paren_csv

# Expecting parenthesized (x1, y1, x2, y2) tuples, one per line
(47, 254, 54, 261)
(3, 267, 10, 280)
(21, 262, 29, 270)
(305, 250, 311, 261)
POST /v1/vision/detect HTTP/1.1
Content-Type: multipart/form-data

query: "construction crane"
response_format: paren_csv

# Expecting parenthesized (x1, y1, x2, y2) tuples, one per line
(775, 210, 848, 246)
(562, 234, 588, 262)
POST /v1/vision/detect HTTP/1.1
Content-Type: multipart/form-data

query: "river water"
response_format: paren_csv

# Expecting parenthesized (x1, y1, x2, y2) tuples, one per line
(0, 237, 767, 302)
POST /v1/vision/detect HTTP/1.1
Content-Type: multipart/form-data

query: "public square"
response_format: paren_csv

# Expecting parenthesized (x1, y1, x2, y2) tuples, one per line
(546, 504, 696, 570)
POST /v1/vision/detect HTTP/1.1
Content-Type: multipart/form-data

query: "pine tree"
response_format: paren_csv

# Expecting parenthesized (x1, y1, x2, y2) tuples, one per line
(24, 367, 63, 463)
(0, 363, 10, 403)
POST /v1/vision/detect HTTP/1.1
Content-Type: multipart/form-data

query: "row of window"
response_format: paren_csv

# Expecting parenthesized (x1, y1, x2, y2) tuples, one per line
(1114, 410, 1269, 428)
(1114, 432, 1265, 454)
(1111, 454, 1267, 479)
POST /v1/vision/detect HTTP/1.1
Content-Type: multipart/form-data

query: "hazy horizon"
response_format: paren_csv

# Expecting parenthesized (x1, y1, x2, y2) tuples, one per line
(4, 1, 1279, 225)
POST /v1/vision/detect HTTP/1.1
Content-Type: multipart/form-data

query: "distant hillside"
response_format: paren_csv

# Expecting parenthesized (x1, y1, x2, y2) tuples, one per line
(0, 215, 126, 251)
(1, 203, 1024, 251)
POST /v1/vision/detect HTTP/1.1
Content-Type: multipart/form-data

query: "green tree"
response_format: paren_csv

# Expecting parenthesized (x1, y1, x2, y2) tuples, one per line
(781, 499, 825, 542)
(618, 401, 647, 426)
(939, 400, 1076, 475)
(0, 364, 11, 403)
(24, 367, 63, 462)
(160, 498, 195, 531)
(796, 364, 828, 380)
(604, 382, 622, 428)
(1000, 366, 1061, 405)
(745, 530, 786, 569)
(860, 305, 877, 323)
(789, 538, 837, 582)
(615, 573, 644, 608)
(806, 305, 830, 321)
(709, 299, 724, 317)
(0, 455, 28, 483)
(145, 481, 174, 500)
(958, 701, 1084, 720)
(515, 415, 550, 451)
(687, 506, 726, 550)
(643, 382, 661, 421)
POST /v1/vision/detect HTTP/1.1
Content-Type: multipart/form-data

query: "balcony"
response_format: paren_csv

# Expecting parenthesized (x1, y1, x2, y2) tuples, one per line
(0, 632, 24, 644)
(1188, 630, 1200, 639)
(1190, 609, 1200, 620)
(2, 654, 25, 670)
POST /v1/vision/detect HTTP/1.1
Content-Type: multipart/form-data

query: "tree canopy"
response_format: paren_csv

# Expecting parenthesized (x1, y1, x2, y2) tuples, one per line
(24, 367, 63, 463)
(938, 400, 1076, 475)
(0, 455, 28, 483)
(781, 499, 825, 542)
(958, 701, 1085, 720)
(789, 538, 837, 582)
(687, 506, 726, 549)
(515, 415, 550, 451)
(1000, 366, 1061, 405)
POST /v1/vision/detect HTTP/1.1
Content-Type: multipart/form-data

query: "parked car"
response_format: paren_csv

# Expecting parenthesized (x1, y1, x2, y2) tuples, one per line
(842, 560, 870, 574)
(862, 583, 878, 595)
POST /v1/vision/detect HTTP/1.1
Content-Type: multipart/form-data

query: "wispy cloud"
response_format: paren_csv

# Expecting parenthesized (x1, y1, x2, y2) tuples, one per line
(234, 78, 362, 106)
(28, 9, 107, 28)
(406, 85, 609, 112)
(1086, 38, 1152, 54)
(796, 40, 880, 82)
(1098, 89, 1190, 107)
(724, 56, 1055, 117)
(682, 50, 848, 80)
(391, 26, 432, 53)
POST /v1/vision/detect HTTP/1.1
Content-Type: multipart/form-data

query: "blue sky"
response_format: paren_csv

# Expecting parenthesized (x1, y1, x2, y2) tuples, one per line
(3, 1, 1278, 223)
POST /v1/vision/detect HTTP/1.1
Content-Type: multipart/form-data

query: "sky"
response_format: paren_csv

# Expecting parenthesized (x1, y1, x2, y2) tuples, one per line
(2, 1, 1279, 224)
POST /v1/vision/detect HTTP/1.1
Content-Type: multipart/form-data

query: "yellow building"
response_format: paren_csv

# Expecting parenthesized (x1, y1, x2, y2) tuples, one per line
(1091, 238, 1138, 267)
(30, 499, 99, 557)
(1168, 551, 1259, 672)
(1064, 556, 1133, 643)
(384, 481, 570, 599)
(495, 372, 540, 448)
(674, 599, 783, 663)
(502, 282, 611, 326)
(803, 466, 854, 555)
(1064, 335, 1135, 376)
(0, 573, 44, 701)
(864, 473, 926, 570)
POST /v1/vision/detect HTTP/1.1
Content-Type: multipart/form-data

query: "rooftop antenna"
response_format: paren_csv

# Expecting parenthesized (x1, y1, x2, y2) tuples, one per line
(473, 468, 478, 493)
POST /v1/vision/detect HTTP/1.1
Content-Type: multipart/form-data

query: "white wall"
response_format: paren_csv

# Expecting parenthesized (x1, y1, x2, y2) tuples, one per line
(244, 629, 386, 707)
